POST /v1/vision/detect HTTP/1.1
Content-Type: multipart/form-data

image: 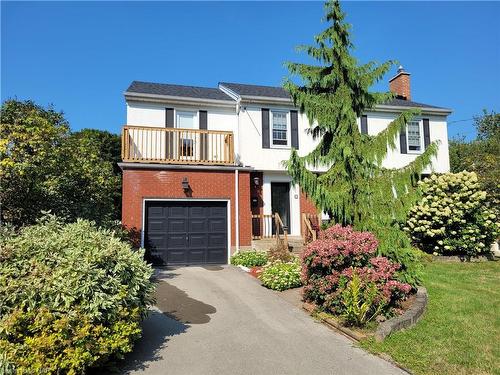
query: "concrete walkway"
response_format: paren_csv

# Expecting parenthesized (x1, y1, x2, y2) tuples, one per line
(118, 266, 406, 375)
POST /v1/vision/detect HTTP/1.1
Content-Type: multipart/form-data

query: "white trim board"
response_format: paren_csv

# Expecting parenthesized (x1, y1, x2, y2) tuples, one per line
(141, 198, 231, 265)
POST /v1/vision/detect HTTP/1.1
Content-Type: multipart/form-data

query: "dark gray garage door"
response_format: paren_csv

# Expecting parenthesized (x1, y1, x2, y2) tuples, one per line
(145, 201, 228, 266)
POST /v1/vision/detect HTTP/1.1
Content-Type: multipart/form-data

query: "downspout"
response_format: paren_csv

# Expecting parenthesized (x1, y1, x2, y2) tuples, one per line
(235, 169, 240, 253)
(234, 99, 241, 253)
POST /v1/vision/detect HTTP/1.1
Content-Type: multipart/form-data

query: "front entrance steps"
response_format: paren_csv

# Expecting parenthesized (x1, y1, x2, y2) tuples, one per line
(251, 236, 305, 255)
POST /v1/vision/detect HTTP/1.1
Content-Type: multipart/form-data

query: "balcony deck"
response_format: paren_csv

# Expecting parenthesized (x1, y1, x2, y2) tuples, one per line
(121, 125, 235, 165)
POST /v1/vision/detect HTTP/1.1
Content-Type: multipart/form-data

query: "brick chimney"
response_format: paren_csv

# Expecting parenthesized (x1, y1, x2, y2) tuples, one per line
(389, 65, 411, 100)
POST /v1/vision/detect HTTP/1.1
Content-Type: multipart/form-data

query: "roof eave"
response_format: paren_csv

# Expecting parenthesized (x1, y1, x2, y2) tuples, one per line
(124, 91, 236, 108)
(374, 104, 452, 115)
(239, 95, 293, 104)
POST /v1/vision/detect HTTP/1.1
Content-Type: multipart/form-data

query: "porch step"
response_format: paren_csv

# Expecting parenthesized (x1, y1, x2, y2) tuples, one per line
(252, 236, 305, 255)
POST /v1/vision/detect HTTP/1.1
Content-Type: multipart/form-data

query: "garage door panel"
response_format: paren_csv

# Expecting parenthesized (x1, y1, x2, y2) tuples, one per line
(188, 249, 205, 264)
(208, 218, 226, 232)
(167, 234, 187, 248)
(147, 234, 165, 247)
(208, 233, 226, 247)
(168, 219, 187, 232)
(148, 206, 165, 217)
(209, 206, 226, 217)
(189, 219, 207, 232)
(189, 206, 207, 218)
(148, 220, 166, 232)
(145, 201, 227, 266)
(167, 250, 188, 264)
(189, 234, 207, 247)
(207, 249, 225, 263)
(169, 206, 189, 217)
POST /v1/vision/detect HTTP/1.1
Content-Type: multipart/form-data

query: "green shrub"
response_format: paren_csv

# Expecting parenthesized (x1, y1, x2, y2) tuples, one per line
(259, 258, 302, 291)
(0, 215, 155, 374)
(231, 250, 268, 267)
(406, 172, 498, 257)
(340, 272, 385, 326)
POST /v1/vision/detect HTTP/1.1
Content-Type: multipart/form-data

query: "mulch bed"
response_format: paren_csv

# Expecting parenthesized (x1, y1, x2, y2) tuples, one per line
(303, 289, 423, 343)
(248, 266, 263, 278)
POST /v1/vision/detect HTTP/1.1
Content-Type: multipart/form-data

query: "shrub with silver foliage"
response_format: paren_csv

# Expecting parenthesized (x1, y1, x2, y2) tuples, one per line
(0, 215, 155, 373)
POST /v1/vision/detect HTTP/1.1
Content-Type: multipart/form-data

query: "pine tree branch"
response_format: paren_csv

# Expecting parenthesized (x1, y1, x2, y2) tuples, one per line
(367, 109, 421, 165)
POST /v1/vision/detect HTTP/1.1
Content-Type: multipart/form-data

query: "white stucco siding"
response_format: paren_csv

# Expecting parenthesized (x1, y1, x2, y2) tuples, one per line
(126, 99, 450, 174)
(126, 101, 236, 131)
(262, 172, 301, 236)
(364, 111, 450, 173)
(127, 102, 166, 127)
(238, 105, 322, 171)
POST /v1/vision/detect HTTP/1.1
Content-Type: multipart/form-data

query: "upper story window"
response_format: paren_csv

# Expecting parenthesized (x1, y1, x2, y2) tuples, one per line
(176, 111, 196, 129)
(407, 120, 422, 153)
(272, 111, 288, 146)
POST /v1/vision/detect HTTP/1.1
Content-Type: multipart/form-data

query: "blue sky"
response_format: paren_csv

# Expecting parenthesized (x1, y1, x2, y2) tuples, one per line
(2, 1, 499, 139)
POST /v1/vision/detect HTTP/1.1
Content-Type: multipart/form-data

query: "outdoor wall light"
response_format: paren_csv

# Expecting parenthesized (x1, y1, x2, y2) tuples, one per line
(181, 177, 190, 192)
(253, 176, 260, 186)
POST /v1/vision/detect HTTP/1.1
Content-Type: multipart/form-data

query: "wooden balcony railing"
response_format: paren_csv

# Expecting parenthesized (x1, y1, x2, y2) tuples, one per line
(121, 126, 235, 165)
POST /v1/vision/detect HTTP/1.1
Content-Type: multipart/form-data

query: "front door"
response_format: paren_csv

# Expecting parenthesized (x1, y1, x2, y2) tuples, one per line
(271, 182, 290, 234)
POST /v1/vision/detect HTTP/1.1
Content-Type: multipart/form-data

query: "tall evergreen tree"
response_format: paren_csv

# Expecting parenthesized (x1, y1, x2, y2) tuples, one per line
(284, 1, 437, 276)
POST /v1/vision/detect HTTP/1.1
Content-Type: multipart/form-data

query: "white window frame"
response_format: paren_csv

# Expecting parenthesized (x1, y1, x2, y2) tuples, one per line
(175, 110, 198, 129)
(406, 119, 424, 154)
(270, 110, 290, 149)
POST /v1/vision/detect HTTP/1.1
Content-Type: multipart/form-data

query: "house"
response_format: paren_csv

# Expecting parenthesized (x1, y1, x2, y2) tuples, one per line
(119, 67, 452, 266)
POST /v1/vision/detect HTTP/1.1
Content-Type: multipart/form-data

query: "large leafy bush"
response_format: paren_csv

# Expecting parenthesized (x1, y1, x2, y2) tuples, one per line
(406, 172, 498, 257)
(301, 225, 411, 326)
(230, 250, 268, 267)
(0, 215, 155, 374)
(259, 258, 302, 291)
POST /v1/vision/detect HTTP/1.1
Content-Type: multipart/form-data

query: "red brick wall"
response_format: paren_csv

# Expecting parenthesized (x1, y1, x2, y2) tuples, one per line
(122, 168, 252, 249)
(389, 72, 411, 100)
(299, 189, 320, 236)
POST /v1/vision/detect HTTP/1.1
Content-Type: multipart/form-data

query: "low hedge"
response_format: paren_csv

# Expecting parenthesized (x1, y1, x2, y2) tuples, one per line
(230, 250, 268, 267)
(0, 215, 155, 374)
(259, 258, 302, 291)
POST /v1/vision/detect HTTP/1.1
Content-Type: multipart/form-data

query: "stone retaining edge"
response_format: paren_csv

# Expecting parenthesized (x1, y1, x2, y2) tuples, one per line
(374, 287, 428, 342)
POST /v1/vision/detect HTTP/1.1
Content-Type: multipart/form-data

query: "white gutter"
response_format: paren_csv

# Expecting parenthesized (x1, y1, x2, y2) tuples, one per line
(374, 104, 452, 115)
(124, 92, 236, 108)
(235, 169, 240, 252)
(237, 94, 452, 115)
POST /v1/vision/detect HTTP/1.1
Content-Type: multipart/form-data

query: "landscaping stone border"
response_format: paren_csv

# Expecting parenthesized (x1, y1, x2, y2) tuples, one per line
(374, 287, 428, 342)
(302, 287, 428, 343)
(302, 302, 372, 342)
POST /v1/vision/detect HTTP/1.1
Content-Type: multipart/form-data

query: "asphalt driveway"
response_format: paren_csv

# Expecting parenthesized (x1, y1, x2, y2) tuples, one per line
(118, 266, 406, 375)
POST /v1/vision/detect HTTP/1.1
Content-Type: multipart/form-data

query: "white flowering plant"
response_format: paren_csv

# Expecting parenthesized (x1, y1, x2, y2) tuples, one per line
(259, 258, 302, 291)
(405, 171, 498, 257)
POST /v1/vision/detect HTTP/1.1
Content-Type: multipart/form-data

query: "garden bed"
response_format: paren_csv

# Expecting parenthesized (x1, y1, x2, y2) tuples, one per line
(302, 287, 427, 343)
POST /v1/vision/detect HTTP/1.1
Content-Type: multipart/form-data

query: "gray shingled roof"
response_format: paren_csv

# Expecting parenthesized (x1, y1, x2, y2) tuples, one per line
(219, 82, 291, 99)
(220, 82, 448, 110)
(126, 81, 234, 101)
(127, 80, 448, 110)
(383, 98, 447, 110)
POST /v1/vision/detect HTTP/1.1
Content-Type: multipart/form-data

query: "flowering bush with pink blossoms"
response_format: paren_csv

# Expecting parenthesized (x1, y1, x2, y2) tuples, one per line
(301, 225, 411, 326)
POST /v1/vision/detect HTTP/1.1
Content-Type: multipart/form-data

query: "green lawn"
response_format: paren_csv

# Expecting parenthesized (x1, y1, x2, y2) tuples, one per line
(361, 261, 500, 375)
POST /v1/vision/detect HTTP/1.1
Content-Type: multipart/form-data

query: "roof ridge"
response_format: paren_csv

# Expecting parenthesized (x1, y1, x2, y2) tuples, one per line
(132, 80, 222, 91)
